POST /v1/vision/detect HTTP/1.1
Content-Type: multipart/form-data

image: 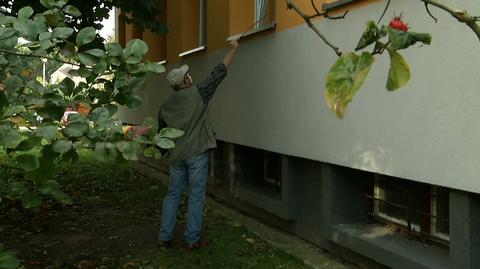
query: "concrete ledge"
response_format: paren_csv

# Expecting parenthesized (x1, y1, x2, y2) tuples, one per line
(330, 224, 449, 269)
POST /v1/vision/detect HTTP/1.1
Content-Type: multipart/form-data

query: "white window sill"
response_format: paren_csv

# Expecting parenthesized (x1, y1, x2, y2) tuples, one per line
(178, 46, 206, 58)
(227, 21, 276, 42)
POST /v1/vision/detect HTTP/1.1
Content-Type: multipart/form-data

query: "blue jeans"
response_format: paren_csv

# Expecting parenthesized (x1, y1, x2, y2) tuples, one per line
(159, 151, 209, 244)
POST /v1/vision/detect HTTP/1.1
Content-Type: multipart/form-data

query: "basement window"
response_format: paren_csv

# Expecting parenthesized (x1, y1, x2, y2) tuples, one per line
(233, 145, 282, 194)
(368, 174, 449, 244)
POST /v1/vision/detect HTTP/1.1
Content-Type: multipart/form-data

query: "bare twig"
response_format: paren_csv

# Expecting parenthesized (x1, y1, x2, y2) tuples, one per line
(377, 0, 392, 24)
(424, 2, 438, 23)
(286, 0, 343, 57)
(420, 0, 480, 41)
(310, 0, 321, 16)
(325, 11, 349, 20)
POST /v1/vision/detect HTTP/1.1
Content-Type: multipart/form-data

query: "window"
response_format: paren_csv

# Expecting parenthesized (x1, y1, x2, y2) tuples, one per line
(233, 144, 282, 194)
(369, 174, 450, 244)
(178, 0, 207, 57)
(228, 0, 275, 40)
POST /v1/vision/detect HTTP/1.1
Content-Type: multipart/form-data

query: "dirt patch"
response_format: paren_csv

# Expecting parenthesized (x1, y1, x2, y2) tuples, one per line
(1, 199, 172, 268)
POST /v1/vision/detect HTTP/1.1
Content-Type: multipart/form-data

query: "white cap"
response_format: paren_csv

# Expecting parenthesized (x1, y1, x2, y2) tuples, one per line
(166, 65, 189, 87)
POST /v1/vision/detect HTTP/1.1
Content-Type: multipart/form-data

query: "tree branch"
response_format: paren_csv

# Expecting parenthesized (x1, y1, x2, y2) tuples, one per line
(420, 0, 480, 41)
(286, 0, 343, 57)
(0, 49, 83, 68)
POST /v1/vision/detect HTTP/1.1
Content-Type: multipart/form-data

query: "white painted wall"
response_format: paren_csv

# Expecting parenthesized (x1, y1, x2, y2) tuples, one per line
(119, 0, 480, 193)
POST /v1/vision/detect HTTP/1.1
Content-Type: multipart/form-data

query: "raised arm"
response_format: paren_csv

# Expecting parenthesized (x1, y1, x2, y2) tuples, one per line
(223, 38, 239, 69)
(197, 39, 239, 104)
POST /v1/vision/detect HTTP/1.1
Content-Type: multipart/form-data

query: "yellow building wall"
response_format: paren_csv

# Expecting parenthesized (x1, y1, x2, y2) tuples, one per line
(117, 0, 381, 63)
(206, 0, 229, 51)
(229, 0, 255, 36)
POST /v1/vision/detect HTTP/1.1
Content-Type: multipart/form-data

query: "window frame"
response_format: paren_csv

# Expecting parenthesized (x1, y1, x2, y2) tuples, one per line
(370, 174, 450, 245)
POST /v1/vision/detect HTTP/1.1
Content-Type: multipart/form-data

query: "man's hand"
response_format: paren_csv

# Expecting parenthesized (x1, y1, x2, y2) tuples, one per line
(227, 38, 239, 50)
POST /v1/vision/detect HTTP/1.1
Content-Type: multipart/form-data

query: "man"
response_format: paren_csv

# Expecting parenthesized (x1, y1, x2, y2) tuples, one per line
(158, 39, 239, 250)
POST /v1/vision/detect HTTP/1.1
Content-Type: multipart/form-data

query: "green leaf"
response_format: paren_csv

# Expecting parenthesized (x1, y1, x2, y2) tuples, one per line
(386, 49, 411, 91)
(105, 104, 118, 117)
(63, 5, 82, 17)
(18, 6, 34, 19)
(125, 94, 143, 109)
(325, 52, 374, 119)
(0, 14, 16, 25)
(60, 42, 76, 58)
(4, 75, 24, 95)
(144, 147, 162, 159)
(105, 43, 123, 56)
(13, 20, 39, 41)
(90, 107, 110, 127)
(128, 77, 146, 93)
(52, 27, 74, 39)
(16, 154, 40, 171)
(35, 103, 65, 121)
(5, 181, 28, 200)
(38, 180, 72, 205)
(36, 125, 58, 140)
(0, 91, 10, 111)
(76, 27, 96, 47)
(124, 39, 149, 57)
(84, 49, 105, 58)
(63, 121, 88, 137)
(3, 106, 26, 117)
(124, 55, 142, 64)
(0, 28, 16, 40)
(40, 0, 55, 8)
(54, 0, 68, 8)
(43, 12, 61, 27)
(0, 126, 24, 148)
(95, 142, 118, 162)
(116, 141, 139, 161)
(159, 127, 184, 139)
(355, 21, 387, 51)
(143, 62, 166, 73)
(26, 145, 58, 181)
(78, 53, 99, 66)
(0, 252, 21, 269)
(59, 77, 75, 97)
(387, 28, 432, 50)
(15, 136, 42, 151)
(154, 136, 175, 149)
(61, 149, 79, 164)
(22, 192, 42, 209)
(52, 140, 72, 154)
(92, 60, 108, 75)
(0, 36, 18, 49)
(39, 31, 52, 41)
(143, 117, 158, 138)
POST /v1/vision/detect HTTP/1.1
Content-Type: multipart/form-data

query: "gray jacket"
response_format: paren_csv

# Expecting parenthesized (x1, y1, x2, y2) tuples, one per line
(158, 63, 227, 163)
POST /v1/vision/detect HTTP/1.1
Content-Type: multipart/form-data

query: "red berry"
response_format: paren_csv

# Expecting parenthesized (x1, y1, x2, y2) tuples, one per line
(389, 15, 409, 32)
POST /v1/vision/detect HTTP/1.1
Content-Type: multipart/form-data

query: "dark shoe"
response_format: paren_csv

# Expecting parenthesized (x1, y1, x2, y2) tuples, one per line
(157, 240, 173, 249)
(185, 239, 208, 250)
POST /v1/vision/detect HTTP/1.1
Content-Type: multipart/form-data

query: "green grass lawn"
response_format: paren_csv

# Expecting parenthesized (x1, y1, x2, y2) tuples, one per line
(0, 151, 312, 269)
